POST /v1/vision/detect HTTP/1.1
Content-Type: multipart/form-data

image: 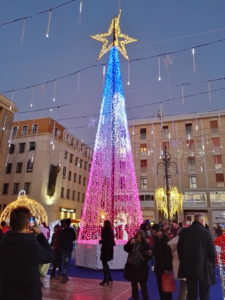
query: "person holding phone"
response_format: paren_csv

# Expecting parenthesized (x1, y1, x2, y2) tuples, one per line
(124, 230, 152, 300)
(0, 207, 53, 300)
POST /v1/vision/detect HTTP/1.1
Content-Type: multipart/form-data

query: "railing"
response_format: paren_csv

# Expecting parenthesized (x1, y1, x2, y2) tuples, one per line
(183, 201, 207, 208)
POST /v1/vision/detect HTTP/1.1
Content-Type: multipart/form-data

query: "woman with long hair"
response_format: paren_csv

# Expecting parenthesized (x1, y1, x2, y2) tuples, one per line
(99, 220, 115, 286)
(124, 230, 152, 300)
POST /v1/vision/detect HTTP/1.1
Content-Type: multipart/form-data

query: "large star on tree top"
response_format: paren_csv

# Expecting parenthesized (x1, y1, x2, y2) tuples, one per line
(90, 10, 137, 61)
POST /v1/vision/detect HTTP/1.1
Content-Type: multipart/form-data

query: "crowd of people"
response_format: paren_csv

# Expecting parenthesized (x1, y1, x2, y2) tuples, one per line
(100, 216, 217, 300)
(0, 207, 221, 300)
(0, 207, 76, 300)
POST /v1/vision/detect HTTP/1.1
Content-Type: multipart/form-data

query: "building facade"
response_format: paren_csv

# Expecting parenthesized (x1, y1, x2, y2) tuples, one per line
(0, 95, 17, 194)
(129, 110, 225, 226)
(0, 118, 92, 222)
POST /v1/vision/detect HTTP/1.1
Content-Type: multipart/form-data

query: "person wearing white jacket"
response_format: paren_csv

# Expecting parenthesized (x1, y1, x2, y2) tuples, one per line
(168, 233, 187, 300)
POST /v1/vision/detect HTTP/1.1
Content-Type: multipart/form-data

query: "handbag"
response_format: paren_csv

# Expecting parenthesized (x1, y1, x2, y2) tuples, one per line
(162, 273, 176, 293)
(39, 263, 50, 277)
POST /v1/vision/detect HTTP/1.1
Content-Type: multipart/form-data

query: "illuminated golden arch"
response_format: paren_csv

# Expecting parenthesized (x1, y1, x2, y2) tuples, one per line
(0, 190, 48, 225)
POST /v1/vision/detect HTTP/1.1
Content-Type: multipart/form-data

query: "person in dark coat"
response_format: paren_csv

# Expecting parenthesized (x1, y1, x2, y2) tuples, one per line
(50, 224, 62, 279)
(99, 220, 115, 285)
(124, 230, 152, 300)
(152, 223, 173, 300)
(0, 206, 53, 300)
(177, 214, 216, 300)
(58, 218, 76, 283)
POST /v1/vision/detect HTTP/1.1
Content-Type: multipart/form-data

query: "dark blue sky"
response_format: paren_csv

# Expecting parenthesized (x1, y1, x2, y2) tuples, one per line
(1, 0, 225, 146)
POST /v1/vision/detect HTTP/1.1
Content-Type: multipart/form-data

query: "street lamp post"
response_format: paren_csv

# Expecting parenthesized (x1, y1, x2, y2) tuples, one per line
(157, 145, 178, 221)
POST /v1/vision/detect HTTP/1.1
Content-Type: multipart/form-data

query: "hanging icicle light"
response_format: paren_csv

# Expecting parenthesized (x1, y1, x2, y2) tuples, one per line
(181, 85, 185, 104)
(30, 87, 34, 108)
(52, 80, 57, 102)
(102, 65, 106, 85)
(208, 81, 212, 102)
(127, 61, 130, 86)
(20, 18, 27, 44)
(192, 48, 196, 73)
(46, 10, 53, 38)
(195, 118, 199, 131)
(79, 0, 83, 24)
(157, 56, 161, 81)
(77, 72, 80, 94)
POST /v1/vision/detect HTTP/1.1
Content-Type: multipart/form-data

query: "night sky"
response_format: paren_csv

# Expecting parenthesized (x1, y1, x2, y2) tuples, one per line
(0, 0, 225, 146)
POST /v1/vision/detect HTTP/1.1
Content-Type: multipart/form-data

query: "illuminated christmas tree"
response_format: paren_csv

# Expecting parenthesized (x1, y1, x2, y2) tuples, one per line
(79, 11, 143, 241)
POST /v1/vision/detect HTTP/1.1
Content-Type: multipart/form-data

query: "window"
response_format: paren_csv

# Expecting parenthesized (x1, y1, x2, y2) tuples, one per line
(9, 144, 15, 154)
(214, 155, 222, 170)
(24, 182, 31, 194)
(78, 175, 82, 184)
(13, 183, 20, 195)
(84, 161, 88, 170)
(140, 128, 147, 139)
(61, 187, 64, 198)
(141, 177, 148, 189)
(5, 163, 12, 174)
(139, 195, 145, 201)
(62, 167, 66, 178)
(70, 154, 73, 163)
(140, 144, 147, 154)
(77, 192, 81, 202)
(140, 160, 147, 169)
(188, 157, 195, 170)
(216, 174, 224, 187)
(83, 177, 86, 186)
(212, 137, 220, 151)
(22, 126, 28, 135)
(2, 183, 9, 195)
(19, 143, 25, 153)
(29, 142, 36, 151)
(75, 157, 78, 166)
(32, 124, 38, 134)
(189, 176, 197, 189)
(186, 139, 194, 149)
(72, 191, 76, 201)
(82, 193, 85, 202)
(162, 141, 169, 151)
(139, 194, 154, 201)
(16, 162, 23, 173)
(54, 128, 59, 137)
(12, 126, 18, 137)
(80, 159, 83, 168)
(64, 151, 68, 159)
(68, 171, 72, 181)
(74, 173, 77, 183)
(67, 189, 70, 199)
(162, 125, 169, 138)
(185, 123, 192, 136)
(210, 120, 218, 133)
(26, 159, 33, 172)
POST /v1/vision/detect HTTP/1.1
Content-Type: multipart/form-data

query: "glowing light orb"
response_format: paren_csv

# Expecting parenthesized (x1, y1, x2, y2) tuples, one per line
(0, 190, 48, 224)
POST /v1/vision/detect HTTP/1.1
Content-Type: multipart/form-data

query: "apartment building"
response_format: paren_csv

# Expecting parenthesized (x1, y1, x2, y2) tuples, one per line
(129, 110, 225, 226)
(0, 118, 92, 222)
(0, 95, 17, 191)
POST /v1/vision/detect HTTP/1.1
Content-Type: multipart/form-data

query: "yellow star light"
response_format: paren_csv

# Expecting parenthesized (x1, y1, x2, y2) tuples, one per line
(90, 10, 137, 61)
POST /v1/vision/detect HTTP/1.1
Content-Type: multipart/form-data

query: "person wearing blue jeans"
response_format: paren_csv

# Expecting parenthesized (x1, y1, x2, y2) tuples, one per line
(61, 251, 72, 279)
(58, 219, 76, 283)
